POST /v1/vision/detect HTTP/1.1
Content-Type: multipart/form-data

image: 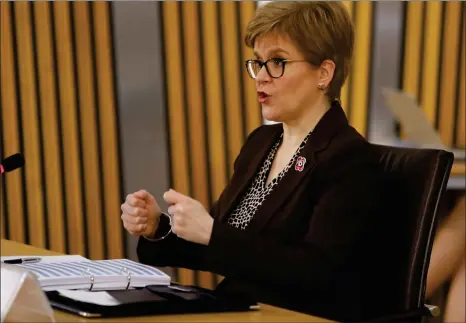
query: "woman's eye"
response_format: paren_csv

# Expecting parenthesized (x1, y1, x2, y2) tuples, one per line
(271, 58, 284, 65)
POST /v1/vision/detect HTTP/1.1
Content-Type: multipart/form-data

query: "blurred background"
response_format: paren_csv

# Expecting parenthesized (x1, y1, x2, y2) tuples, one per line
(0, 1, 465, 292)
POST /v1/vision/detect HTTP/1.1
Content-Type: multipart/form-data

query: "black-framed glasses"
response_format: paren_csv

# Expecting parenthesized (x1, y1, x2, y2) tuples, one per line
(245, 58, 307, 79)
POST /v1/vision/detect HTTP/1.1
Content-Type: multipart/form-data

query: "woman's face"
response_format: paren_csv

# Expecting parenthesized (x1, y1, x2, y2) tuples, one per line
(253, 34, 324, 123)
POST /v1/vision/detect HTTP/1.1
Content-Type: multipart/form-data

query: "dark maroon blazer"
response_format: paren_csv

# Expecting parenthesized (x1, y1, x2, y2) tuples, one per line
(137, 102, 396, 321)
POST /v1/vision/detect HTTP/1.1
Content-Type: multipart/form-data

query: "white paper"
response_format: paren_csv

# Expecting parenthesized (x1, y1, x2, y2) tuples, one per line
(1, 255, 90, 263)
(56, 290, 122, 306)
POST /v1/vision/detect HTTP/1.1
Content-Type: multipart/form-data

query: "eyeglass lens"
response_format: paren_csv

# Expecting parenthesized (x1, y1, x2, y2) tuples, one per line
(247, 59, 284, 79)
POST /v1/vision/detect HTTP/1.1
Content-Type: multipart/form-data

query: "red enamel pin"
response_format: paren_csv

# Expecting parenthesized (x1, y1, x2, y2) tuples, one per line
(295, 156, 306, 172)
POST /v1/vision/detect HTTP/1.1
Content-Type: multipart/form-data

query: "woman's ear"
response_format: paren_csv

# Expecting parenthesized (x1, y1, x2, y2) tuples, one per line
(319, 59, 335, 89)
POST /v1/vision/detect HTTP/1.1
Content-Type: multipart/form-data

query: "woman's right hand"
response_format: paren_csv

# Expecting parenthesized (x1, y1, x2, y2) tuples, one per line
(121, 190, 161, 238)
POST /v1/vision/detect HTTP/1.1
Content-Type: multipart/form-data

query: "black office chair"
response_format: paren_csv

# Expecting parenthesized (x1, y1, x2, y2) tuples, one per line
(365, 145, 454, 322)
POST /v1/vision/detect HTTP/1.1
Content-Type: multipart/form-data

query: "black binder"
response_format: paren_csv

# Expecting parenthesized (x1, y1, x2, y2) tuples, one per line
(46, 284, 259, 318)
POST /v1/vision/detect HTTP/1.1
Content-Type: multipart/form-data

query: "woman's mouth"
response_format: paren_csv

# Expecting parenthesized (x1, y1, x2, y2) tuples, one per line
(258, 91, 269, 103)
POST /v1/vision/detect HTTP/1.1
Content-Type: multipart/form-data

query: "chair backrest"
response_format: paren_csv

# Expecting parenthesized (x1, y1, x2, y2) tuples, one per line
(371, 144, 454, 311)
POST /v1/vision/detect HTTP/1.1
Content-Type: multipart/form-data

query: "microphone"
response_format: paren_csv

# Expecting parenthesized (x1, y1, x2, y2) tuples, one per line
(0, 153, 25, 175)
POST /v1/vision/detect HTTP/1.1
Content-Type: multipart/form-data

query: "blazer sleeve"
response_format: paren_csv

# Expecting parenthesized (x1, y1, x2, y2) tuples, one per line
(136, 125, 266, 270)
(202, 143, 385, 293)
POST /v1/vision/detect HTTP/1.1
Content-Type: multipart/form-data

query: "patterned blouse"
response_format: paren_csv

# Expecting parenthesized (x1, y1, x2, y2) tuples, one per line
(227, 131, 312, 230)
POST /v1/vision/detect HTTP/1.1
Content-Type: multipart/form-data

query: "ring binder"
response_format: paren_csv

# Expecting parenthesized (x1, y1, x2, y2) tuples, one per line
(15, 258, 171, 292)
(89, 275, 95, 291)
(121, 267, 132, 290)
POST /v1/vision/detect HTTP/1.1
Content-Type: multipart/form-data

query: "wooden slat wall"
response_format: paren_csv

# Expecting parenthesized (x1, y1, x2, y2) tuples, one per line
(457, 12, 466, 148)
(14, 2, 47, 249)
(0, 185, 5, 239)
(1, 2, 27, 244)
(72, 2, 105, 260)
(181, 2, 212, 289)
(340, 1, 353, 116)
(330, 1, 375, 135)
(401, 1, 465, 148)
(53, 1, 86, 256)
(34, 1, 66, 254)
(0, 1, 124, 260)
(93, 2, 125, 261)
(348, 1, 373, 136)
(241, 3, 263, 136)
(162, 2, 193, 286)
(162, 1, 260, 288)
(161, 1, 374, 288)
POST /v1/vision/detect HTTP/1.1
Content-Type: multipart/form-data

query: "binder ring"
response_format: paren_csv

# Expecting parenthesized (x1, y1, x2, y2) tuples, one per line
(121, 267, 132, 290)
(83, 268, 95, 291)
(143, 212, 173, 242)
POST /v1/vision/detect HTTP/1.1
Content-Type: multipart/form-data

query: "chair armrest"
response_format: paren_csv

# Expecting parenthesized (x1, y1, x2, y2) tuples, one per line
(361, 304, 440, 322)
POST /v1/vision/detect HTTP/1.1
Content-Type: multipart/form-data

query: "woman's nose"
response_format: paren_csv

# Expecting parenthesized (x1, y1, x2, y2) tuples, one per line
(255, 65, 271, 84)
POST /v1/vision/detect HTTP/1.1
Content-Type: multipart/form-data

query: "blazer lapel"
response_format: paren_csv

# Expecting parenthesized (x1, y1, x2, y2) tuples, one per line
(246, 102, 349, 233)
(218, 124, 283, 222)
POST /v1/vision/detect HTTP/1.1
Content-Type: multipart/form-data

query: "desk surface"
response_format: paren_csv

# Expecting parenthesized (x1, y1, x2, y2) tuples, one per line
(1, 239, 331, 323)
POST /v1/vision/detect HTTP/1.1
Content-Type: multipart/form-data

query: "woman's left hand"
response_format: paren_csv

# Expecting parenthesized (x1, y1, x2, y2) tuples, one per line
(163, 189, 214, 245)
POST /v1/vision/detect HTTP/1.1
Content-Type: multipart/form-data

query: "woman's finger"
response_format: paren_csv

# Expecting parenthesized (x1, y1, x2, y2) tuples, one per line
(125, 194, 145, 208)
(122, 203, 147, 218)
(125, 222, 147, 235)
(121, 207, 147, 224)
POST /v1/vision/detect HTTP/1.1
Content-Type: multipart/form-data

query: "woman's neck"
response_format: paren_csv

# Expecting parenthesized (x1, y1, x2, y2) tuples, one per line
(281, 98, 331, 147)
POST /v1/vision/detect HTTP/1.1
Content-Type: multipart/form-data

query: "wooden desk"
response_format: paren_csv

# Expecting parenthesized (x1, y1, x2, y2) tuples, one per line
(1, 239, 331, 323)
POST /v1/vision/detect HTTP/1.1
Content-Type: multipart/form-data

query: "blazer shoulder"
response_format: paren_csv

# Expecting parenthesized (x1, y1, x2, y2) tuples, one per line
(321, 125, 380, 171)
(331, 125, 374, 155)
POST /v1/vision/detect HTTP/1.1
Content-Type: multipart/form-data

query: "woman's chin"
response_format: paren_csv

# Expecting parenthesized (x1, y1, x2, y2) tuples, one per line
(261, 106, 282, 123)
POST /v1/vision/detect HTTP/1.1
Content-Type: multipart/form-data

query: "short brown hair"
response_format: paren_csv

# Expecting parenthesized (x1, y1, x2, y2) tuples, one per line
(245, 1, 354, 100)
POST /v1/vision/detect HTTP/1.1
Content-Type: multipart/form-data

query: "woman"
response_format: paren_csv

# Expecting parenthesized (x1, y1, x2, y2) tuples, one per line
(121, 2, 391, 321)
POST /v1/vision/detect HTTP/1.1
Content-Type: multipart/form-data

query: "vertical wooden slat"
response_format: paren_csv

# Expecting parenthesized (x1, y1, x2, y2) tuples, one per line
(92, 2, 124, 259)
(457, 16, 465, 149)
(181, 2, 213, 290)
(201, 2, 228, 201)
(349, 2, 372, 135)
(162, 3, 190, 197)
(239, 2, 262, 136)
(14, 1, 46, 248)
(402, 2, 424, 99)
(1, 183, 6, 239)
(73, 1, 105, 260)
(221, 1, 244, 174)
(0, 2, 26, 243)
(53, 1, 86, 256)
(438, 2, 461, 146)
(181, 2, 209, 212)
(420, 2, 443, 125)
(340, 1, 353, 115)
(33, 1, 66, 253)
(162, 2, 193, 286)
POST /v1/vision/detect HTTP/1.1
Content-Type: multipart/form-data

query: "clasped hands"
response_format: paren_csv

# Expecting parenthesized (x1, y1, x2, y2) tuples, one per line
(120, 189, 214, 246)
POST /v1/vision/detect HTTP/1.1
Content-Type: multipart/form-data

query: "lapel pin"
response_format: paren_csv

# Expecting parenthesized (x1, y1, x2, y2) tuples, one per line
(295, 156, 306, 172)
